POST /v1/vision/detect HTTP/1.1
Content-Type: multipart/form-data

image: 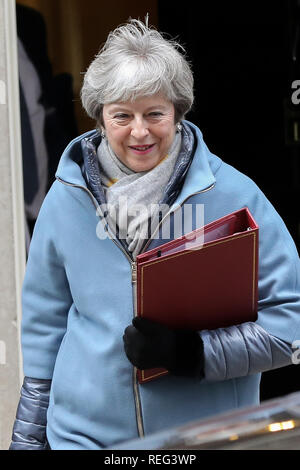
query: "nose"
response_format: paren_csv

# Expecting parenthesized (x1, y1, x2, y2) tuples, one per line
(130, 117, 149, 140)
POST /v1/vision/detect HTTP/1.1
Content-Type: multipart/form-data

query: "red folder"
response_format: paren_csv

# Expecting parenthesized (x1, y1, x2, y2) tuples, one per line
(136, 207, 259, 384)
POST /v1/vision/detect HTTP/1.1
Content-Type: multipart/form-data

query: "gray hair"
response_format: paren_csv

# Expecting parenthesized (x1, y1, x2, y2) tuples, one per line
(80, 18, 194, 124)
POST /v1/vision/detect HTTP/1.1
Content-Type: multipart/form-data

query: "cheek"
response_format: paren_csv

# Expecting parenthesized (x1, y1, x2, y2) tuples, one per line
(159, 125, 176, 145)
(106, 128, 128, 147)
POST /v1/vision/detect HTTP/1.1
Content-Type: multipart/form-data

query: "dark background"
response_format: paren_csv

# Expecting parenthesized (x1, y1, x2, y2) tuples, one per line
(158, 0, 300, 400)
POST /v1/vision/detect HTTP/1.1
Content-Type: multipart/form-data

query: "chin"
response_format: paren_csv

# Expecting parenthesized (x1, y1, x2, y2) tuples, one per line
(141, 156, 164, 170)
(129, 160, 157, 172)
(135, 164, 156, 172)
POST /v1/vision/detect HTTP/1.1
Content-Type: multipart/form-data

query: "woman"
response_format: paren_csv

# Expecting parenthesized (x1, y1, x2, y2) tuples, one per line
(10, 19, 300, 450)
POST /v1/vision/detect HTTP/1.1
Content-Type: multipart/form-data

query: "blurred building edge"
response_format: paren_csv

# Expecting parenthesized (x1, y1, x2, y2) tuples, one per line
(16, 3, 78, 248)
(110, 391, 300, 450)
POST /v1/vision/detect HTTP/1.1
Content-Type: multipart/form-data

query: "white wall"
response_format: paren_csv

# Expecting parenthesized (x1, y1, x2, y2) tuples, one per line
(0, 0, 26, 450)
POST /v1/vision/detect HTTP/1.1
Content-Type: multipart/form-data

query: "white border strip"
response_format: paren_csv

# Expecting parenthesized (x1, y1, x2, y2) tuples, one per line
(4, 0, 25, 386)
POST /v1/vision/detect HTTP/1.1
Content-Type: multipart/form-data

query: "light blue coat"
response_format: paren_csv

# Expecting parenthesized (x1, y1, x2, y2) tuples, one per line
(21, 121, 300, 450)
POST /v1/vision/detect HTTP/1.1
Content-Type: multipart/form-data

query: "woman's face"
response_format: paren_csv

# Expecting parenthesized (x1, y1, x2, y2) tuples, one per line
(102, 94, 176, 172)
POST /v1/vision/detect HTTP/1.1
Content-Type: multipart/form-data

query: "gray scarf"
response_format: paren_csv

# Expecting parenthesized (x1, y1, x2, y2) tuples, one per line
(97, 132, 182, 259)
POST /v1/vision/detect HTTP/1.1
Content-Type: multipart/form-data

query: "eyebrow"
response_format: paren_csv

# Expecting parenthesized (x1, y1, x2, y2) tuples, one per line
(107, 104, 168, 114)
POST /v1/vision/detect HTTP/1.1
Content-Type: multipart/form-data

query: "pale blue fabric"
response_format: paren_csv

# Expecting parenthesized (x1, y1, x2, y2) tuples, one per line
(19, 121, 300, 449)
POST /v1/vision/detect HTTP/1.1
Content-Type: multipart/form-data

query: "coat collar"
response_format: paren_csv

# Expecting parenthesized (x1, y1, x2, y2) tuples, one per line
(55, 129, 97, 186)
(170, 121, 216, 210)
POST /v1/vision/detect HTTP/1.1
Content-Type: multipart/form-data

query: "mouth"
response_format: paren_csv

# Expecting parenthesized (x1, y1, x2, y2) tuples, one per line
(129, 144, 156, 154)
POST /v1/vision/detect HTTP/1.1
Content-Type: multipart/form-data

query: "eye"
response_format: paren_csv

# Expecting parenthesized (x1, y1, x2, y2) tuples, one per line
(114, 113, 129, 119)
(148, 112, 163, 117)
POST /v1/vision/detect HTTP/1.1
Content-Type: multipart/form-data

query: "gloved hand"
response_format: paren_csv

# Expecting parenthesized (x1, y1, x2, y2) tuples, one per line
(123, 317, 205, 378)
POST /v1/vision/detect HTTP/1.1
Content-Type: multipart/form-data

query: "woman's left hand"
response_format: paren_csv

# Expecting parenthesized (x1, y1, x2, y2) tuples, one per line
(123, 317, 205, 378)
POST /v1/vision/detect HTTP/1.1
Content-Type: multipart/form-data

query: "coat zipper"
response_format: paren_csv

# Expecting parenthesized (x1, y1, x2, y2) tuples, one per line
(130, 182, 215, 437)
(56, 176, 215, 439)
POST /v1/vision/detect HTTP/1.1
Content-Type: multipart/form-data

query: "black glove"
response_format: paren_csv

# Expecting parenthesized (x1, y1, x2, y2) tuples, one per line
(123, 317, 204, 378)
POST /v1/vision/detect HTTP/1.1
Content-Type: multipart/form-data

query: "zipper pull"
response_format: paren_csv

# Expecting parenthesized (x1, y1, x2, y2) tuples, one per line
(131, 262, 137, 283)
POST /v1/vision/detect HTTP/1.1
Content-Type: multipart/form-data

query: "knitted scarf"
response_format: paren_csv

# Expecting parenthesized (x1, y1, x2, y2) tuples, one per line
(97, 132, 182, 259)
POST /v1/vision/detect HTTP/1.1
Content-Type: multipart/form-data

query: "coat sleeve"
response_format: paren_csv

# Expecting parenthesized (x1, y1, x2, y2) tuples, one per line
(200, 184, 300, 382)
(10, 184, 73, 449)
(9, 377, 51, 450)
(200, 323, 293, 381)
(21, 183, 73, 379)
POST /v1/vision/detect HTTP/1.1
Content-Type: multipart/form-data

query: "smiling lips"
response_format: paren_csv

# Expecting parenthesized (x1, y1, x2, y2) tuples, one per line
(129, 143, 155, 154)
